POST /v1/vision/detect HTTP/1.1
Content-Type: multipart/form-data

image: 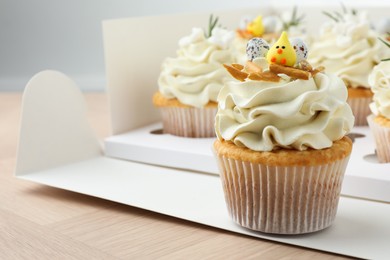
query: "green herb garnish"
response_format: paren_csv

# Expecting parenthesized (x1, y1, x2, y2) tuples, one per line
(205, 14, 219, 38)
(323, 11, 340, 22)
(379, 37, 390, 48)
(341, 2, 347, 13)
(282, 6, 305, 31)
(322, 3, 358, 23)
(379, 36, 390, 61)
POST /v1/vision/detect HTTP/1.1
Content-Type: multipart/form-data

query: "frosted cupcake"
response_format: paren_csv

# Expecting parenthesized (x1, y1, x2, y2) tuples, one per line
(214, 32, 354, 234)
(154, 16, 236, 138)
(309, 10, 380, 125)
(367, 41, 390, 163)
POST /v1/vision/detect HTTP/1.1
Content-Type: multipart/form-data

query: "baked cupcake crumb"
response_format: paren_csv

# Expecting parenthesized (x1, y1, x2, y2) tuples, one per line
(153, 92, 217, 108)
(214, 137, 352, 167)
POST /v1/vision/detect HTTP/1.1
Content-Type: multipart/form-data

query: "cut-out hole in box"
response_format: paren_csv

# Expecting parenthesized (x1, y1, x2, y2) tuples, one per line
(363, 153, 379, 164)
(105, 124, 390, 203)
(347, 132, 366, 143)
(105, 123, 218, 174)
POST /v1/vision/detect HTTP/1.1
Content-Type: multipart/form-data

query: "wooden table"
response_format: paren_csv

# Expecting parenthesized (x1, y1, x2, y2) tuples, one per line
(0, 92, 351, 259)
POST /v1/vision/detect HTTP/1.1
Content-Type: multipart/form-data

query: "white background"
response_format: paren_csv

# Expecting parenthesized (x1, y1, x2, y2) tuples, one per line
(0, 0, 387, 91)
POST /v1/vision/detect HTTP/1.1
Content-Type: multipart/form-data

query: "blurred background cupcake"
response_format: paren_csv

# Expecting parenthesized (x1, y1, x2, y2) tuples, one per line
(309, 7, 380, 125)
(214, 32, 354, 234)
(154, 15, 237, 138)
(367, 37, 390, 163)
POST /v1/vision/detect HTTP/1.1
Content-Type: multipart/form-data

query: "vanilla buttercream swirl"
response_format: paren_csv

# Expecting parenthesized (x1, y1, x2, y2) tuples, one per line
(309, 13, 380, 88)
(215, 71, 354, 151)
(369, 62, 390, 118)
(158, 27, 236, 107)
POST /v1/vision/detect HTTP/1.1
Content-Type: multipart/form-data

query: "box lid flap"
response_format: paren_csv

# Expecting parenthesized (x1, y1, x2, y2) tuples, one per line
(16, 70, 102, 176)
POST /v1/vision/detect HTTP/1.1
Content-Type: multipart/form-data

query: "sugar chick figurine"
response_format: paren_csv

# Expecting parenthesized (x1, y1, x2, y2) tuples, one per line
(247, 16, 265, 37)
(266, 31, 296, 67)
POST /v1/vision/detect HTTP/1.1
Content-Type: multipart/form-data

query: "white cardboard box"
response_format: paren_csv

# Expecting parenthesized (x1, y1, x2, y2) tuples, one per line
(16, 4, 390, 259)
(104, 123, 390, 203)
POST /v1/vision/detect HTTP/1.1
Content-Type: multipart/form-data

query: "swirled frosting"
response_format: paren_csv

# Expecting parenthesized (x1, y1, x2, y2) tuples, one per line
(158, 27, 236, 108)
(215, 60, 354, 151)
(309, 12, 380, 88)
(369, 62, 390, 118)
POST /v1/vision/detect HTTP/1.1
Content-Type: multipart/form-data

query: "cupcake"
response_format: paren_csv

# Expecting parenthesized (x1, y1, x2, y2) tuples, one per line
(214, 32, 354, 234)
(309, 9, 380, 125)
(154, 16, 236, 138)
(367, 40, 390, 163)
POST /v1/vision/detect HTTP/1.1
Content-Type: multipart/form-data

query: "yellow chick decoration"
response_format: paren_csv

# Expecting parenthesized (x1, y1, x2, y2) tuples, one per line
(266, 31, 296, 67)
(246, 16, 264, 37)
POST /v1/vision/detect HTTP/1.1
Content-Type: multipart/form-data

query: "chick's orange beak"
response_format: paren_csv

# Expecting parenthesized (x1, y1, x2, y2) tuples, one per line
(277, 49, 283, 54)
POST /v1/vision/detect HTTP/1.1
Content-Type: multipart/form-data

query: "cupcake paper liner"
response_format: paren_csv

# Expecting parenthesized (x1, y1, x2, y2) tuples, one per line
(367, 115, 390, 163)
(159, 107, 217, 138)
(347, 96, 372, 126)
(214, 154, 350, 234)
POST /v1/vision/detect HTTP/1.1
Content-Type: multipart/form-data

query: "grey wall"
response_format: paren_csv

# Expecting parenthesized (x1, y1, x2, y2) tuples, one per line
(0, 0, 263, 91)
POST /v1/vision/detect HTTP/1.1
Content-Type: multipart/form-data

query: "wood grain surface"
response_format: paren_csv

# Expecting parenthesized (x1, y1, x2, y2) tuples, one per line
(0, 92, 352, 259)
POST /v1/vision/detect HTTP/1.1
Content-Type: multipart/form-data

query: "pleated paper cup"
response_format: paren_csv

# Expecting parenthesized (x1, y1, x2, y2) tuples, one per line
(347, 96, 372, 126)
(159, 106, 217, 138)
(367, 115, 390, 163)
(153, 92, 217, 138)
(213, 138, 352, 234)
(347, 87, 373, 126)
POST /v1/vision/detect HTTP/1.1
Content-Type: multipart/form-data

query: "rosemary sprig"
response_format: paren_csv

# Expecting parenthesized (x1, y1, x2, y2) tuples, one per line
(282, 6, 305, 31)
(378, 37, 390, 62)
(322, 3, 358, 23)
(322, 11, 339, 22)
(379, 37, 390, 48)
(341, 2, 347, 13)
(334, 11, 344, 21)
(205, 14, 219, 38)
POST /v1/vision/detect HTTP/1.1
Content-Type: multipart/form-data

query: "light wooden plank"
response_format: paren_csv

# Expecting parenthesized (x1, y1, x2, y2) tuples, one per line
(0, 93, 23, 159)
(49, 203, 351, 259)
(0, 209, 116, 259)
(48, 204, 217, 259)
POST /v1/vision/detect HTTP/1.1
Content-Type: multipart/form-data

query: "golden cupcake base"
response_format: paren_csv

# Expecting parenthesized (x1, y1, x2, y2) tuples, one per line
(213, 137, 352, 234)
(153, 92, 217, 138)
